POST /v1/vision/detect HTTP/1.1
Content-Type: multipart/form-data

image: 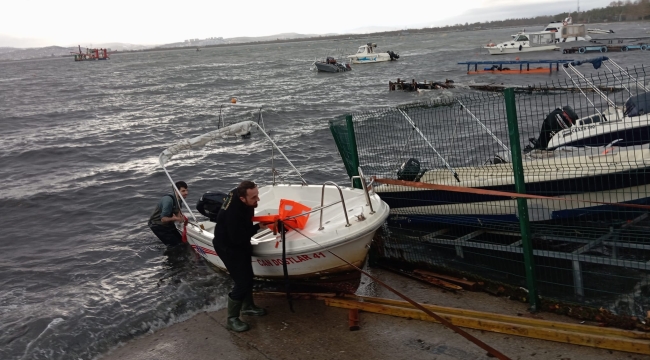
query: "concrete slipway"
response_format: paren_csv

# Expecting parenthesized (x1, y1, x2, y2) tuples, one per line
(98, 268, 650, 360)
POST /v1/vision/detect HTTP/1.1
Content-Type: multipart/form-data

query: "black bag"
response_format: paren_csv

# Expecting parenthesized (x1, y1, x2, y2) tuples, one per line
(624, 91, 650, 117)
(532, 106, 579, 150)
(196, 191, 229, 221)
(397, 158, 427, 182)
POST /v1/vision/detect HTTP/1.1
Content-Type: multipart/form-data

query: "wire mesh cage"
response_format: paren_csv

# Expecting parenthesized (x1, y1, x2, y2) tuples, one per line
(331, 59, 650, 319)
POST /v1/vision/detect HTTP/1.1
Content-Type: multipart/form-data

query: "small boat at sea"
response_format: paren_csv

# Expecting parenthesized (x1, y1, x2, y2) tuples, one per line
(313, 57, 351, 73)
(347, 43, 399, 64)
(588, 28, 615, 35)
(158, 119, 390, 286)
(486, 33, 559, 55)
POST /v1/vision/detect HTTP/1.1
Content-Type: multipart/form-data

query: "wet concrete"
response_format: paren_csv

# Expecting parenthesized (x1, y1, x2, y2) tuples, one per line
(99, 269, 650, 360)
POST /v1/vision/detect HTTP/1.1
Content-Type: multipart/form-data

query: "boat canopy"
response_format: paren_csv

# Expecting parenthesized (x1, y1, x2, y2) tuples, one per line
(159, 121, 254, 166)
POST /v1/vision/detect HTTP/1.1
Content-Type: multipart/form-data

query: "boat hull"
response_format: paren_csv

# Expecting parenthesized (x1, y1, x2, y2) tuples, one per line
(182, 184, 390, 281)
(348, 54, 392, 64)
(547, 116, 650, 149)
(375, 147, 650, 224)
(488, 45, 558, 55)
(313, 62, 349, 73)
(185, 227, 377, 279)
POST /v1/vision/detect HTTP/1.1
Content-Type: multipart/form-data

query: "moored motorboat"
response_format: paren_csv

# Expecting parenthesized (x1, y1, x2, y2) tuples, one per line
(487, 33, 559, 55)
(375, 145, 650, 224)
(347, 43, 399, 64)
(526, 57, 650, 151)
(158, 120, 390, 286)
(313, 57, 351, 73)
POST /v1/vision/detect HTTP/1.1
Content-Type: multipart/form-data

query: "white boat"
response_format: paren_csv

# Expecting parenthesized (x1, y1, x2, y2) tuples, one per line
(347, 43, 399, 64)
(527, 57, 650, 151)
(158, 120, 390, 284)
(375, 145, 650, 224)
(487, 33, 559, 55)
(505, 16, 591, 44)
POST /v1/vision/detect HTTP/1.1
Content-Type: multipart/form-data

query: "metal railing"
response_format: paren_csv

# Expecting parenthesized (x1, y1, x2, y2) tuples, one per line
(318, 182, 351, 230)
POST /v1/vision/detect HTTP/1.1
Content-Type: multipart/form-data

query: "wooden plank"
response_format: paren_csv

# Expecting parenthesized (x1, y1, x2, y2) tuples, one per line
(415, 275, 463, 291)
(338, 295, 650, 341)
(413, 269, 480, 290)
(324, 299, 650, 355)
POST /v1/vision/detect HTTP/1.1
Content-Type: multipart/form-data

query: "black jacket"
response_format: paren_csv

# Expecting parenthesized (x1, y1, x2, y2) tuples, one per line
(213, 191, 260, 253)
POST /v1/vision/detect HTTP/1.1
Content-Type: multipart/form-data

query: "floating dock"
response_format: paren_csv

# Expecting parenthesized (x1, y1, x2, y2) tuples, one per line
(468, 82, 624, 93)
(562, 43, 649, 54)
(458, 60, 574, 75)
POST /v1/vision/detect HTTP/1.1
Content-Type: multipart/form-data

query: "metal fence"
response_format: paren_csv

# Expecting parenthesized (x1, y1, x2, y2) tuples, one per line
(330, 60, 650, 322)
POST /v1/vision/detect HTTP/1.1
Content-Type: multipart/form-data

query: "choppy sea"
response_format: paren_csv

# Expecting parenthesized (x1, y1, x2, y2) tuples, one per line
(1, 22, 649, 360)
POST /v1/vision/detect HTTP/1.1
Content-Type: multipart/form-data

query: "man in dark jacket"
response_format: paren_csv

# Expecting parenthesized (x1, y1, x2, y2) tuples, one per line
(148, 181, 188, 248)
(213, 180, 267, 332)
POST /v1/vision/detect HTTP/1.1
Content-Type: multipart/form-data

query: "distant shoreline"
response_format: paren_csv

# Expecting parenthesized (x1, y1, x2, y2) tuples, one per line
(111, 23, 549, 55)
(0, 19, 642, 63)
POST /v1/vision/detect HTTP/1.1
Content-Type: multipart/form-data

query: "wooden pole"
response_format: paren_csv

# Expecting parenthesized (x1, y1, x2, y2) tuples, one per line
(324, 297, 650, 355)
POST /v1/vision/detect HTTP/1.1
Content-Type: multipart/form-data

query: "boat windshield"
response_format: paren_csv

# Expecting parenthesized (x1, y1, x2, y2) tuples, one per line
(357, 46, 366, 54)
(530, 32, 556, 44)
(515, 35, 529, 42)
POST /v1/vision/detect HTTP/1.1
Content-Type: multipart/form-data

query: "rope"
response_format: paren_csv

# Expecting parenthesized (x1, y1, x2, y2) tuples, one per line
(373, 177, 650, 211)
(282, 222, 511, 360)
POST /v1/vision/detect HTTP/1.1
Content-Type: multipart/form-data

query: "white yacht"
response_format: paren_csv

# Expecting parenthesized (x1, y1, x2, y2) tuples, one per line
(542, 16, 591, 42)
(487, 33, 559, 55)
(347, 43, 399, 64)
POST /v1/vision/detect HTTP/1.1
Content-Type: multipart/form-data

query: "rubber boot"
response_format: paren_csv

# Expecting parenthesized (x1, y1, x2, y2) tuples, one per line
(227, 296, 250, 332)
(241, 292, 267, 316)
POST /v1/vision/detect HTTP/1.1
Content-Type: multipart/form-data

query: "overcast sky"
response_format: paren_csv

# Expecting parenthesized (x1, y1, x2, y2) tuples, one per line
(1, 0, 612, 47)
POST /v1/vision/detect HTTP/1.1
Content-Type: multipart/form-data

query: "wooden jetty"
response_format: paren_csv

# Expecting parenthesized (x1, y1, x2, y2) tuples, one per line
(458, 60, 574, 75)
(389, 78, 455, 91)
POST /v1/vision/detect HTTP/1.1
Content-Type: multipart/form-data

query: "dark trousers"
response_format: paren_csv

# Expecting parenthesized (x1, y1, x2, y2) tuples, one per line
(149, 224, 183, 247)
(213, 242, 254, 301)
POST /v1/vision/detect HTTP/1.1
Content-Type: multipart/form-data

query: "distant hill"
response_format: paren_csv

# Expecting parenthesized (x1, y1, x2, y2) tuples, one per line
(224, 32, 337, 44)
(0, 47, 20, 54)
(79, 42, 151, 51)
(0, 46, 76, 61)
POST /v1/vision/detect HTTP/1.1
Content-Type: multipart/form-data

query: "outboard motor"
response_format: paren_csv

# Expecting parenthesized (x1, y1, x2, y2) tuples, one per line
(397, 158, 426, 182)
(387, 51, 400, 60)
(624, 91, 650, 117)
(196, 191, 229, 221)
(526, 106, 579, 151)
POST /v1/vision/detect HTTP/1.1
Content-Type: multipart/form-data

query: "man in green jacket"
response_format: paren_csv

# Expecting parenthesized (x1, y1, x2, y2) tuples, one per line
(148, 181, 188, 247)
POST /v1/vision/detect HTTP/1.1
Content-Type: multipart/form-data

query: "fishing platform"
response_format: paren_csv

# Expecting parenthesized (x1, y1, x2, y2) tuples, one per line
(70, 45, 110, 61)
(458, 60, 574, 75)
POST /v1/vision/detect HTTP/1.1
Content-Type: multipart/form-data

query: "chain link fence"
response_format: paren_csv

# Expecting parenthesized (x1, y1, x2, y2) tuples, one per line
(331, 59, 650, 322)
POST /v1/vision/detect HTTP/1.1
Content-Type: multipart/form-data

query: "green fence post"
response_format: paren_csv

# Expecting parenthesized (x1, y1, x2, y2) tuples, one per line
(504, 88, 540, 312)
(346, 115, 362, 189)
